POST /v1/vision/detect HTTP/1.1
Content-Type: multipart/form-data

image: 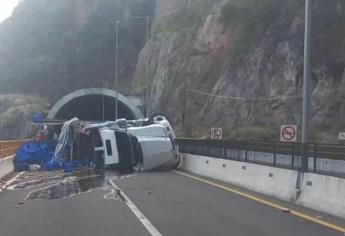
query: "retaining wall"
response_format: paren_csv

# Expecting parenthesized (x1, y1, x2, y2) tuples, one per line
(180, 153, 345, 219)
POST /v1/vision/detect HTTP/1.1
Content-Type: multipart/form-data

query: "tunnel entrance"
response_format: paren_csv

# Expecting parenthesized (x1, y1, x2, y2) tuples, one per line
(47, 88, 144, 121)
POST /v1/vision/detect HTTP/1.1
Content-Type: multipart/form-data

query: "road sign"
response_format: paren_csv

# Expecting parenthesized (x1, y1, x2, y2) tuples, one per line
(211, 128, 223, 140)
(339, 133, 345, 140)
(280, 125, 297, 142)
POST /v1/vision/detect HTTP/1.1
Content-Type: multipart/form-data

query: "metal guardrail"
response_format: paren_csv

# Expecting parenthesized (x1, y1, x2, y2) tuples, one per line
(0, 140, 31, 159)
(176, 139, 345, 177)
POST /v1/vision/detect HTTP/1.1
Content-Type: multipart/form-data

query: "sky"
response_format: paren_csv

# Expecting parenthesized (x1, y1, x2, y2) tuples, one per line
(0, 0, 22, 23)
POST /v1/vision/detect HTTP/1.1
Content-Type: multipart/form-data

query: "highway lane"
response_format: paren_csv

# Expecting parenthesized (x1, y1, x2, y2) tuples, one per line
(114, 171, 345, 236)
(0, 170, 344, 236)
(0, 170, 150, 236)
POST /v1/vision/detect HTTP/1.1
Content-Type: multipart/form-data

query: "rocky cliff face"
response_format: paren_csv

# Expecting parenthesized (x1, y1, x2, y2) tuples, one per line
(133, 0, 345, 143)
(0, 95, 50, 139)
(1, 0, 345, 143)
(0, 0, 156, 99)
(0, 0, 156, 139)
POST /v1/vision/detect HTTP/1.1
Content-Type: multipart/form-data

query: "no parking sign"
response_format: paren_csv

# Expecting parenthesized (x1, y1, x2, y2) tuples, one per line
(211, 128, 223, 140)
(280, 125, 297, 142)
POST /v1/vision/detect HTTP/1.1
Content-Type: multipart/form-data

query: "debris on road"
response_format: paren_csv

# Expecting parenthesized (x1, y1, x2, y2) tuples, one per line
(29, 164, 41, 172)
(13, 114, 180, 174)
(282, 208, 291, 213)
(17, 200, 24, 205)
(13, 140, 57, 171)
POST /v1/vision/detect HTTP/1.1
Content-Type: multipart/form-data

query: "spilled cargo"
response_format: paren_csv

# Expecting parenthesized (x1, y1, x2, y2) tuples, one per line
(13, 114, 180, 172)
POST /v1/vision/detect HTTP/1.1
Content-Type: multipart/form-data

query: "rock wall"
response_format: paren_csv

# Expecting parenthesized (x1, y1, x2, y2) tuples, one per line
(0, 95, 50, 139)
(1, 0, 345, 143)
(133, 0, 345, 143)
(0, 0, 156, 100)
(0, 0, 156, 139)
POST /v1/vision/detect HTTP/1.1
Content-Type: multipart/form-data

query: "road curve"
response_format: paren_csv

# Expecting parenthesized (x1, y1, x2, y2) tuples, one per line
(0, 170, 344, 236)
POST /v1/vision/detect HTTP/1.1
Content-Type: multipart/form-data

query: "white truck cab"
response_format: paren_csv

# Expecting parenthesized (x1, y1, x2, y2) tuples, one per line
(92, 115, 179, 171)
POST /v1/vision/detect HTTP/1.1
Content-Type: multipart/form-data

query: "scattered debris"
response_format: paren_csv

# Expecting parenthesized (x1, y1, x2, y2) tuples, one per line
(8, 173, 70, 190)
(29, 164, 41, 172)
(282, 208, 290, 213)
(13, 114, 180, 176)
(16, 184, 25, 189)
(103, 188, 119, 200)
(25, 174, 105, 201)
(17, 200, 24, 205)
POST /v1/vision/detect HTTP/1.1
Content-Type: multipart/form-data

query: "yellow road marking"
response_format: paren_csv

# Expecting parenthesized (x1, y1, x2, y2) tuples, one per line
(173, 170, 345, 233)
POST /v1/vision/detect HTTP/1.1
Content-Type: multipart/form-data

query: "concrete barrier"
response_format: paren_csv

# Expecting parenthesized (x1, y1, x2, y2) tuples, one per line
(297, 173, 345, 219)
(0, 156, 14, 179)
(180, 153, 345, 219)
(181, 154, 298, 202)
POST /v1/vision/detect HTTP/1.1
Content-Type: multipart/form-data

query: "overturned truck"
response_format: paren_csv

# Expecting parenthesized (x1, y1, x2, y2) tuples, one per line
(83, 115, 180, 171)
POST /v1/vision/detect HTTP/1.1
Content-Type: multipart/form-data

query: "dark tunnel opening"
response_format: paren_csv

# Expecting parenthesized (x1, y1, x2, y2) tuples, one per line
(54, 95, 137, 121)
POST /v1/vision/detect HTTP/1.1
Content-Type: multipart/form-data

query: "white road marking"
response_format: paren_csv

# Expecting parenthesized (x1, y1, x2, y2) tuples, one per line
(0, 171, 25, 192)
(108, 179, 162, 236)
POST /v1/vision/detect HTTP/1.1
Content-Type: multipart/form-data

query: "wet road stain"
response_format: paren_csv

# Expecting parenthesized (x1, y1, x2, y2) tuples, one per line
(22, 169, 135, 201)
(8, 169, 104, 190)
(25, 175, 105, 200)
(9, 174, 73, 190)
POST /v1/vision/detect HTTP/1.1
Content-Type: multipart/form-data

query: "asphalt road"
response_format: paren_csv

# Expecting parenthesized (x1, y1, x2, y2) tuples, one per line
(0, 170, 344, 236)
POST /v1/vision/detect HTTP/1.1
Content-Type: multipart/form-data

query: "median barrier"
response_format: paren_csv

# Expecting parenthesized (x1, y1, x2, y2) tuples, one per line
(296, 173, 345, 219)
(180, 154, 298, 201)
(180, 153, 345, 219)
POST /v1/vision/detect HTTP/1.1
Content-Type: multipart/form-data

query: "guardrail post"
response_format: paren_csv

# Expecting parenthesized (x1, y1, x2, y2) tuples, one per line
(291, 143, 295, 169)
(245, 143, 248, 162)
(313, 144, 317, 173)
(273, 143, 277, 167)
(222, 141, 226, 159)
(301, 143, 309, 172)
(219, 141, 222, 159)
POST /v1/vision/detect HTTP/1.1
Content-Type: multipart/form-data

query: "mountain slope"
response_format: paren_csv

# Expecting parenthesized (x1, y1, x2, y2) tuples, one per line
(1, 0, 345, 143)
(0, 0, 156, 99)
(133, 0, 345, 143)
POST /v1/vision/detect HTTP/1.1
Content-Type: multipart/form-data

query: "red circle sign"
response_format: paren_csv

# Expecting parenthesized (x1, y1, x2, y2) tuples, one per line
(281, 126, 296, 141)
(211, 128, 222, 139)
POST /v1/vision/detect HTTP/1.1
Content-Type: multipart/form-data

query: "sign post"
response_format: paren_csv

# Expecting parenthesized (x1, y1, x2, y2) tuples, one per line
(211, 128, 223, 140)
(280, 125, 298, 142)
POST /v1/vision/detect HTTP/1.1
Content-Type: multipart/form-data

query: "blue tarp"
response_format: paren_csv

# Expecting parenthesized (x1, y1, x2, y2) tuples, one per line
(14, 140, 56, 171)
(13, 139, 89, 172)
(14, 118, 90, 172)
(32, 112, 43, 123)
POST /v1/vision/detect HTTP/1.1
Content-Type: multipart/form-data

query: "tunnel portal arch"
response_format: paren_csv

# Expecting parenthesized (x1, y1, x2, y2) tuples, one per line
(47, 88, 144, 121)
